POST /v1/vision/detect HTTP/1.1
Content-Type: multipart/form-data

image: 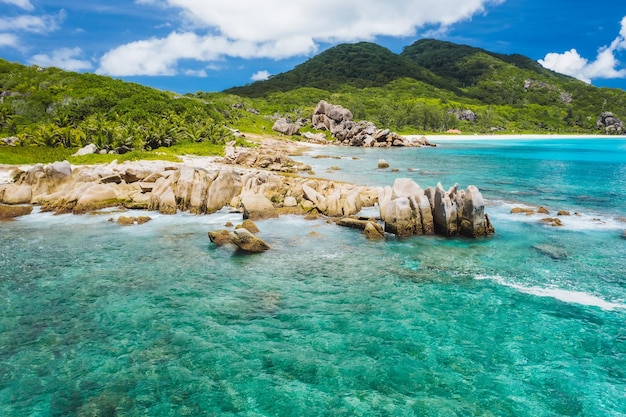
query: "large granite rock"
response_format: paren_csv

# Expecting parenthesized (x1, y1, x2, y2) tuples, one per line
(73, 183, 119, 213)
(272, 118, 300, 136)
(0, 184, 32, 204)
(207, 169, 242, 213)
(378, 178, 434, 236)
(241, 193, 277, 220)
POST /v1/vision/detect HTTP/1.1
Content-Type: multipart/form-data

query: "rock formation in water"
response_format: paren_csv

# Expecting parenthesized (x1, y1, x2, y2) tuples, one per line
(378, 179, 493, 238)
(0, 140, 493, 239)
(311, 100, 434, 147)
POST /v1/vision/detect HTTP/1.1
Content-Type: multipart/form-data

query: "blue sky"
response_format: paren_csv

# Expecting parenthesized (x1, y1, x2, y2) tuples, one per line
(1, 0, 626, 93)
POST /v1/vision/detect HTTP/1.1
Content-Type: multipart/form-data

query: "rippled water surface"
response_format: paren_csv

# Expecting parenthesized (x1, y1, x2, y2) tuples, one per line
(1, 138, 625, 416)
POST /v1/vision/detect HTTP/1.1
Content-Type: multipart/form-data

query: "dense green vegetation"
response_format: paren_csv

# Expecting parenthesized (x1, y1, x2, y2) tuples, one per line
(227, 40, 626, 134)
(2, 37, 626, 164)
(0, 59, 238, 156)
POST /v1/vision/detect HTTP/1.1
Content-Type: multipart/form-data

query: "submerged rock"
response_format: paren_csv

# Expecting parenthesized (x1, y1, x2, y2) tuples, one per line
(533, 244, 568, 260)
(115, 216, 151, 225)
(541, 217, 563, 227)
(511, 207, 535, 215)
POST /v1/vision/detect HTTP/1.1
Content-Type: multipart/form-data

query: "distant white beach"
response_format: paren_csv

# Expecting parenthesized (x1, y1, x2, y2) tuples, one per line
(416, 133, 623, 141)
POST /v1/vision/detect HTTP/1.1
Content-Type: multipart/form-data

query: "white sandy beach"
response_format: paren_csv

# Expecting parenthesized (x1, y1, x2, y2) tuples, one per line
(418, 133, 623, 141)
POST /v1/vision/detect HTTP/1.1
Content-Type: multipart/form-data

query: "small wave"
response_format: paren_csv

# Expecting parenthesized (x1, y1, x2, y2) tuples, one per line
(475, 274, 626, 311)
(487, 200, 625, 231)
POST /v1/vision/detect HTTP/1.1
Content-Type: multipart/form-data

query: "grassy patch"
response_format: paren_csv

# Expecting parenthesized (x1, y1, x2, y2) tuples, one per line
(162, 141, 226, 157)
(69, 150, 182, 164)
(0, 141, 232, 165)
(0, 145, 75, 165)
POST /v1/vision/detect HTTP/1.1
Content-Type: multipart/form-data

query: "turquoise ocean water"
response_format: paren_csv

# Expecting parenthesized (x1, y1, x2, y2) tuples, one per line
(1, 138, 625, 416)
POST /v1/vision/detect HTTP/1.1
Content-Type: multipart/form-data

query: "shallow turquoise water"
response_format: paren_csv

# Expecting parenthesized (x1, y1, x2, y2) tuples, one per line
(1, 139, 626, 416)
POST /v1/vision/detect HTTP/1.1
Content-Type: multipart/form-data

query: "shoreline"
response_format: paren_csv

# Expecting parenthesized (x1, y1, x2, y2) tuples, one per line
(418, 133, 624, 142)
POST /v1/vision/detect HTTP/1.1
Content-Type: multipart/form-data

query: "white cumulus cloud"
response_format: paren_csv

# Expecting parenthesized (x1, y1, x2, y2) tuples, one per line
(0, 0, 34, 11)
(0, 33, 20, 48)
(99, 0, 502, 76)
(539, 16, 626, 83)
(30, 47, 93, 71)
(0, 11, 64, 34)
(251, 70, 271, 82)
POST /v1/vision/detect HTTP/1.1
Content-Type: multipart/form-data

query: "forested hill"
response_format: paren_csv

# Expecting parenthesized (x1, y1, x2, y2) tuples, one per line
(400, 39, 566, 87)
(225, 42, 453, 97)
(224, 38, 626, 135)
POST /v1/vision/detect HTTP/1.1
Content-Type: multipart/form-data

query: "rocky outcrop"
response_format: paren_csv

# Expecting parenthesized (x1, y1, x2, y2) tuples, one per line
(301, 180, 363, 217)
(597, 112, 625, 135)
(311, 100, 434, 148)
(272, 118, 300, 136)
(0, 144, 494, 240)
(378, 179, 493, 238)
(451, 109, 477, 123)
(378, 178, 434, 237)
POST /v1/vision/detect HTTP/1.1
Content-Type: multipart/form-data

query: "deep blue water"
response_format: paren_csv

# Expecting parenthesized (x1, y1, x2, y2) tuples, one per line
(1, 138, 625, 416)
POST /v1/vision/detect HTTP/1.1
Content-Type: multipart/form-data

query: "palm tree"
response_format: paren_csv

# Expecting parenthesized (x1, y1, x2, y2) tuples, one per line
(34, 123, 61, 147)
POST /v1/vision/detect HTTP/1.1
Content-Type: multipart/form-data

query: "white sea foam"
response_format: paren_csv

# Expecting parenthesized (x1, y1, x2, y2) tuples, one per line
(0, 171, 13, 184)
(487, 200, 626, 232)
(475, 274, 626, 311)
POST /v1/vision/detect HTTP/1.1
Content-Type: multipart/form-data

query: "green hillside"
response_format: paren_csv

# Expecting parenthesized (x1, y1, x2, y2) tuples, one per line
(224, 39, 626, 135)
(400, 38, 564, 87)
(0, 59, 244, 159)
(225, 42, 454, 97)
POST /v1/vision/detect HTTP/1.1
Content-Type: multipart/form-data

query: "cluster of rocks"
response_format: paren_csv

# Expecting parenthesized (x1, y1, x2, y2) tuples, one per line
(0, 157, 377, 221)
(511, 205, 575, 227)
(109, 215, 152, 225)
(209, 219, 270, 252)
(378, 179, 494, 238)
(311, 100, 433, 147)
(221, 138, 312, 173)
(271, 100, 434, 148)
(596, 112, 625, 135)
(0, 157, 494, 240)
